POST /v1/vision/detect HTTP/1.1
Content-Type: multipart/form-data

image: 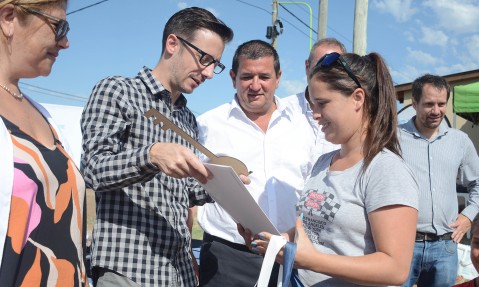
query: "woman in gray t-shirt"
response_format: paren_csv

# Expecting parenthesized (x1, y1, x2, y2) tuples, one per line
(244, 52, 419, 286)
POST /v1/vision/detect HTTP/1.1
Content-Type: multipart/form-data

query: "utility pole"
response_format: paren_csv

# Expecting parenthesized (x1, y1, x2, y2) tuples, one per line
(272, 0, 279, 48)
(353, 0, 368, 55)
(317, 0, 328, 39)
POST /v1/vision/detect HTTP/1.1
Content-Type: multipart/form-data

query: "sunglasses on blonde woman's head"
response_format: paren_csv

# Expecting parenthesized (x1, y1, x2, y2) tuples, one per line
(22, 7, 70, 41)
(175, 35, 225, 74)
(314, 52, 362, 89)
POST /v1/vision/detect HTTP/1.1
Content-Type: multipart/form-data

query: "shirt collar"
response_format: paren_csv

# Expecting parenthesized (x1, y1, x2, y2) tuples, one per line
(139, 66, 188, 109)
(228, 94, 290, 119)
(401, 116, 449, 139)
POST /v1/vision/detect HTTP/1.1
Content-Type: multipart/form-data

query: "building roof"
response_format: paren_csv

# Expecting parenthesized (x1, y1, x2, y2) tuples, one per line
(395, 69, 479, 102)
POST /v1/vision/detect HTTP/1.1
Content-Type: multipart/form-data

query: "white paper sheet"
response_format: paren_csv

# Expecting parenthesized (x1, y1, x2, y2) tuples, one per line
(201, 163, 280, 236)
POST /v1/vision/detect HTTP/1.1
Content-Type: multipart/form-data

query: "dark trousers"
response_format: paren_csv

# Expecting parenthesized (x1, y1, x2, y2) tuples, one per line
(199, 232, 279, 287)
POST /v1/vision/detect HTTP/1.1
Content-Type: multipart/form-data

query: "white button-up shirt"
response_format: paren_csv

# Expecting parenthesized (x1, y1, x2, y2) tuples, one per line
(197, 94, 334, 244)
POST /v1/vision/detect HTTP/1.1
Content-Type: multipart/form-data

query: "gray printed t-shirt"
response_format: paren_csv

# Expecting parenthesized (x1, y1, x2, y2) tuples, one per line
(296, 149, 419, 286)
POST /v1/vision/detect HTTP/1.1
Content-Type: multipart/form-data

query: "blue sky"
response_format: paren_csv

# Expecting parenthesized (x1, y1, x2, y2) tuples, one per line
(22, 0, 479, 116)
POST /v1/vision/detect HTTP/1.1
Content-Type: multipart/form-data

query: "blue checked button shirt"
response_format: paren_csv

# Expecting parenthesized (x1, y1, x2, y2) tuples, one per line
(81, 67, 212, 286)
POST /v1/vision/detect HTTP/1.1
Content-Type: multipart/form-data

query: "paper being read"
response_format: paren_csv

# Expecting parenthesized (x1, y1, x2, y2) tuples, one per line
(201, 163, 280, 236)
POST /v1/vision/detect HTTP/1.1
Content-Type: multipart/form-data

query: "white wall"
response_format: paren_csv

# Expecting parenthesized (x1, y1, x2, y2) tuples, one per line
(41, 103, 84, 167)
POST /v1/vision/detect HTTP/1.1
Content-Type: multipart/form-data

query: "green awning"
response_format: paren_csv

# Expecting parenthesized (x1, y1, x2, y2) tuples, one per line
(454, 82, 479, 125)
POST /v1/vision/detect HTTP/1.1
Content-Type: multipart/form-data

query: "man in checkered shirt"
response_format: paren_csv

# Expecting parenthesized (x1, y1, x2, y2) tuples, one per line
(80, 7, 233, 287)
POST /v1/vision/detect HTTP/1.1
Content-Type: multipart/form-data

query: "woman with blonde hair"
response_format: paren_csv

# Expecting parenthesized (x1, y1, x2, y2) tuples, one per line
(0, 0, 87, 286)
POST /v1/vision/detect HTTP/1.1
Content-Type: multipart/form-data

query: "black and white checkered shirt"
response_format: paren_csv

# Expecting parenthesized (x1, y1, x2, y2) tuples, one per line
(81, 67, 211, 286)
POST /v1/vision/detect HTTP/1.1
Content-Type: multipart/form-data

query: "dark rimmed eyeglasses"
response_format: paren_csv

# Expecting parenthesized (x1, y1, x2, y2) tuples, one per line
(22, 7, 70, 41)
(176, 35, 225, 74)
(314, 52, 362, 89)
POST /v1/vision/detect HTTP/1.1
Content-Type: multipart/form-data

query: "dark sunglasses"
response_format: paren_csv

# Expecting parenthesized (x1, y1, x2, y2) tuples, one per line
(176, 35, 225, 74)
(314, 52, 362, 89)
(23, 7, 70, 41)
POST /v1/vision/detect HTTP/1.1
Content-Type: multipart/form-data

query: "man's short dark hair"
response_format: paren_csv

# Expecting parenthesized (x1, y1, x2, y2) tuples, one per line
(231, 40, 280, 76)
(162, 7, 233, 54)
(412, 74, 451, 102)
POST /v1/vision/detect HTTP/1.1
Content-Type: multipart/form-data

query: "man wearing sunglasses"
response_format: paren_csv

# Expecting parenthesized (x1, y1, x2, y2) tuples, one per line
(282, 38, 345, 159)
(81, 7, 233, 287)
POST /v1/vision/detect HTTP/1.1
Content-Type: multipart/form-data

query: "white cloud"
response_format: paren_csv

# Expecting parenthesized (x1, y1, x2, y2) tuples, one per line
(280, 79, 306, 96)
(435, 63, 472, 77)
(391, 65, 421, 84)
(465, 35, 479, 63)
(373, 0, 417, 22)
(177, 2, 188, 9)
(450, 38, 460, 47)
(423, 0, 479, 34)
(391, 63, 467, 85)
(420, 26, 448, 47)
(403, 30, 415, 42)
(406, 47, 439, 66)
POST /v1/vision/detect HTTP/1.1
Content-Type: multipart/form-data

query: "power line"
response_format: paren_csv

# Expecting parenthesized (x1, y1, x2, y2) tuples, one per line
(235, 0, 346, 44)
(234, 0, 271, 14)
(233, 0, 408, 85)
(279, 16, 313, 39)
(235, 0, 311, 40)
(282, 2, 353, 45)
(295, 3, 311, 15)
(20, 82, 88, 99)
(285, 3, 409, 84)
(15, 0, 110, 104)
(67, 0, 110, 15)
(19, 82, 88, 103)
(279, 3, 317, 35)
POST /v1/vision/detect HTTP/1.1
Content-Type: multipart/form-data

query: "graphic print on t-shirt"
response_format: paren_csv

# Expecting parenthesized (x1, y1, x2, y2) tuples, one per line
(297, 189, 341, 245)
(299, 189, 341, 221)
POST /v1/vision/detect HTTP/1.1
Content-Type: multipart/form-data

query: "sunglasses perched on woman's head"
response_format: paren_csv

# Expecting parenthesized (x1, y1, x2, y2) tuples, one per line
(22, 7, 70, 41)
(314, 52, 362, 89)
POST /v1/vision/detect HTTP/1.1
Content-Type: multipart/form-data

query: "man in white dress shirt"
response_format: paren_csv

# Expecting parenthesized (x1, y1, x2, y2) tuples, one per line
(282, 38, 345, 157)
(195, 39, 325, 286)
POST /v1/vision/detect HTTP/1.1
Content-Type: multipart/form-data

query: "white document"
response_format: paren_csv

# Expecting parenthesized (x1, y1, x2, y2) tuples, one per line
(201, 163, 280, 236)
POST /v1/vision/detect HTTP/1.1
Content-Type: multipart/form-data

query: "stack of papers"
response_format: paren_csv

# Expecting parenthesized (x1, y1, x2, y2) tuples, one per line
(201, 163, 280, 236)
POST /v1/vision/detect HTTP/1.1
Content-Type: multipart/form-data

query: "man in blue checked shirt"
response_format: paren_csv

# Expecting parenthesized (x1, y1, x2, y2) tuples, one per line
(81, 7, 234, 287)
(399, 74, 479, 287)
